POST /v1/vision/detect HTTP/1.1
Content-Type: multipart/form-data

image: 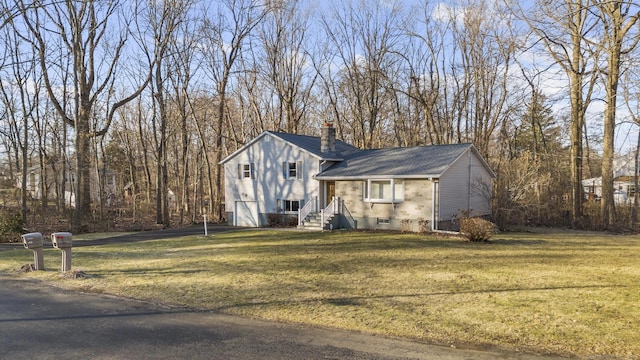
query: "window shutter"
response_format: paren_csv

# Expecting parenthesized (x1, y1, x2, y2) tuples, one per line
(237, 164, 242, 179)
(282, 162, 287, 179)
(362, 181, 368, 199)
(296, 161, 303, 179)
(250, 163, 255, 179)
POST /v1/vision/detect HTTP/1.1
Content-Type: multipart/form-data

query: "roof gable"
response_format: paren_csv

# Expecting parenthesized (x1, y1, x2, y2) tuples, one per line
(219, 131, 358, 164)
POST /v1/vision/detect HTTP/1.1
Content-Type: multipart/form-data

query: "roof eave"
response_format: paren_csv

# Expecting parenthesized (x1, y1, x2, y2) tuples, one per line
(219, 131, 343, 164)
(314, 174, 441, 180)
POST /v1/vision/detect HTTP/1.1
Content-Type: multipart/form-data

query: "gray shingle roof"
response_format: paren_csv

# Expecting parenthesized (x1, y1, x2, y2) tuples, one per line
(268, 131, 359, 160)
(315, 143, 474, 178)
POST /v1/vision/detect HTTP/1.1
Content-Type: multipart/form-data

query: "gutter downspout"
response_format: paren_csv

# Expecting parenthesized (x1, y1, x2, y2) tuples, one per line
(468, 150, 472, 213)
(431, 177, 438, 231)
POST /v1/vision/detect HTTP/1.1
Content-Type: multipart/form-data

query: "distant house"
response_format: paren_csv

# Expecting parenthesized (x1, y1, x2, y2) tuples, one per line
(220, 124, 495, 231)
(16, 161, 118, 207)
(583, 152, 639, 204)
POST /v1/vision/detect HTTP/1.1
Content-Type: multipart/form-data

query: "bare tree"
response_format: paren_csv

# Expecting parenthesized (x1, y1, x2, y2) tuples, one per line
(621, 61, 640, 226)
(517, 0, 600, 225)
(200, 0, 269, 221)
(593, 0, 640, 229)
(17, 0, 153, 227)
(396, 3, 449, 147)
(0, 22, 38, 221)
(258, 0, 315, 134)
(133, 0, 192, 226)
(318, 0, 405, 149)
(167, 14, 202, 225)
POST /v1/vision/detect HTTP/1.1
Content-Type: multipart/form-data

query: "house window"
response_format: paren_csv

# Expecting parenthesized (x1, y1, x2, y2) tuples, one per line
(363, 179, 404, 203)
(377, 217, 390, 225)
(277, 199, 302, 212)
(282, 161, 302, 179)
(237, 163, 255, 179)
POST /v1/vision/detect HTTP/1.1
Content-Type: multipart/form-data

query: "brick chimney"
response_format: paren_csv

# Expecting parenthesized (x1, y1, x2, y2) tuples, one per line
(321, 122, 336, 153)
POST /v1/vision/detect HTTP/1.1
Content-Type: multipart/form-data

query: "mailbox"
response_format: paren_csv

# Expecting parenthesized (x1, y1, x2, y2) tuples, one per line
(21, 232, 44, 270)
(51, 232, 72, 271)
(51, 232, 73, 249)
(22, 232, 44, 249)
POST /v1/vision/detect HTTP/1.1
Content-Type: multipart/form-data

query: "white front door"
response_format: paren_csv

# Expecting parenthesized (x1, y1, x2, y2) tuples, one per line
(235, 201, 258, 227)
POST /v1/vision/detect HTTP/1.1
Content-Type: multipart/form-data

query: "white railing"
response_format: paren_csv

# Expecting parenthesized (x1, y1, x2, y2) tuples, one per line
(321, 196, 339, 227)
(299, 196, 355, 230)
(298, 197, 318, 226)
(341, 200, 357, 229)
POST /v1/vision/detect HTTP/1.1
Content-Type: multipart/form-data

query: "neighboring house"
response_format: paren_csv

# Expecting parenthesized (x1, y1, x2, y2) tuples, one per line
(16, 161, 118, 207)
(583, 152, 639, 204)
(220, 124, 495, 231)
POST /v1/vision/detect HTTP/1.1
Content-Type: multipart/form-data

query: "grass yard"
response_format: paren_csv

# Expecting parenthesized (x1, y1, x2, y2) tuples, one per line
(1, 229, 639, 358)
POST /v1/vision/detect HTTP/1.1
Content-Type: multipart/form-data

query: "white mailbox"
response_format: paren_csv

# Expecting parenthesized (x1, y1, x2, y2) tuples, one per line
(51, 232, 73, 249)
(22, 232, 44, 249)
(21, 232, 44, 270)
(51, 232, 73, 271)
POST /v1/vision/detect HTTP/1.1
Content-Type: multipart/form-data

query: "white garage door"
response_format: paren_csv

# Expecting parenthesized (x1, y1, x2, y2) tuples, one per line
(235, 201, 258, 227)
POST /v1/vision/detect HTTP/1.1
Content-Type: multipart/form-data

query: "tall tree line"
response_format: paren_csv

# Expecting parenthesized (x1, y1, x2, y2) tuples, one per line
(0, 0, 639, 230)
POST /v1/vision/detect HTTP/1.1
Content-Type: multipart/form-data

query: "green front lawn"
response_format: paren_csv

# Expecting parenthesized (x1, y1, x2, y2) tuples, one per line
(2, 229, 639, 358)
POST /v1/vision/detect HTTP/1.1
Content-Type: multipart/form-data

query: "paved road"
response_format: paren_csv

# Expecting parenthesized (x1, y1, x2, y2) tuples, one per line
(0, 275, 565, 360)
(1, 226, 566, 359)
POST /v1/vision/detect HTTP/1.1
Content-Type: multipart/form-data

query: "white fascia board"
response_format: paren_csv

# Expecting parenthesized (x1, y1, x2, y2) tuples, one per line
(313, 174, 440, 181)
(219, 131, 270, 165)
(220, 131, 344, 165)
(469, 145, 497, 178)
(439, 144, 496, 179)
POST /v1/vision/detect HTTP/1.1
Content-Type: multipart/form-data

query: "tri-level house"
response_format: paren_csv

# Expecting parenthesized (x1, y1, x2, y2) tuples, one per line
(220, 124, 495, 231)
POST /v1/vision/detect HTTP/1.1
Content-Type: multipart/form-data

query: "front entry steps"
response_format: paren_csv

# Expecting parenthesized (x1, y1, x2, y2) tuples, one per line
(297, 212, 335, 230)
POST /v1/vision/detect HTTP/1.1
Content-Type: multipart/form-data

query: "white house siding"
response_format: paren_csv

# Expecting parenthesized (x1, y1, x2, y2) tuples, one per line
(438, 149, 493, 226)
(224, 134, 321, 227)
(21, 165, 114, 207)
(336, 179, 433, 231)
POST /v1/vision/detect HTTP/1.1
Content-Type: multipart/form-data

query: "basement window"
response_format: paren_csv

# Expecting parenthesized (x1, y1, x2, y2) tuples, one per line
(376, 217, 390, 225)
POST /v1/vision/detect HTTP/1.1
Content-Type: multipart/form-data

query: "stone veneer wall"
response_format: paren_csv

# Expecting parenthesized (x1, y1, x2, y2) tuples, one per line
(336, 179, 433, 232)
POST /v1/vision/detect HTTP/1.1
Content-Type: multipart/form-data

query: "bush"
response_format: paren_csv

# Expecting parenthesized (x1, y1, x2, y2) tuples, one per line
(0, 211, 25, 243)
(400, 219, 411, 233)
(459, 217, 497, 242)
(418, 219, 431, 233)
(266, 213, 298, 227)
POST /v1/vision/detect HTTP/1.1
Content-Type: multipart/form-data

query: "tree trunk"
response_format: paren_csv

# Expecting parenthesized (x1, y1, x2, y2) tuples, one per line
(214, 90, 226, 222)
(633, 131, 639, 226)
(74, 109, 93, 225)
(569, 70, 584, 225)
(600, 58, 618, 229)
